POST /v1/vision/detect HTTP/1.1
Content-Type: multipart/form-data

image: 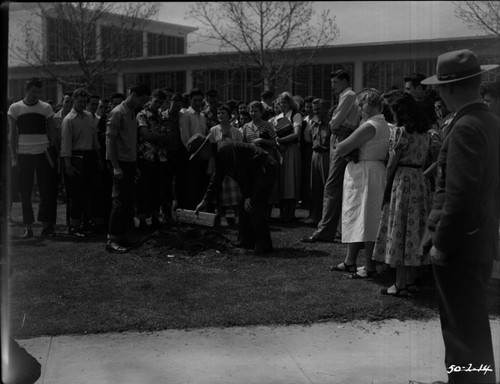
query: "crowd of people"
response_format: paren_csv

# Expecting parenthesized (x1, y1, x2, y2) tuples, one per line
(5, 47, 500, 384)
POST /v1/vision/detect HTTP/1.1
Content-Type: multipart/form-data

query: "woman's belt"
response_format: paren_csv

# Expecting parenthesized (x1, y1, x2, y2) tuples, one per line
(72, 149, 94, 156)
(398, 164, 421, 169)
(313, 146, 329, 153)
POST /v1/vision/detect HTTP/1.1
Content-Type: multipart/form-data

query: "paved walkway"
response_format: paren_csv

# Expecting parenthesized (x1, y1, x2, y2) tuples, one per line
(18, 318, 500, 384)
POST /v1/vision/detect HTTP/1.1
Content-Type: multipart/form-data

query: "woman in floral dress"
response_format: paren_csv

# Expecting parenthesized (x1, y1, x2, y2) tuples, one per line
(208, 105, 243, 226)
(373, 92, 441, 297)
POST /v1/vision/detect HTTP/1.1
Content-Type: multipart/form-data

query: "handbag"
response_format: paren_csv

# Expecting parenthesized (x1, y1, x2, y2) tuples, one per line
(274, 116, 294, 138)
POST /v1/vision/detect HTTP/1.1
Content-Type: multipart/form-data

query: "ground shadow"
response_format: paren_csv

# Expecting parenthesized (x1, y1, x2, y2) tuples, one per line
(270, 247, 328, 259)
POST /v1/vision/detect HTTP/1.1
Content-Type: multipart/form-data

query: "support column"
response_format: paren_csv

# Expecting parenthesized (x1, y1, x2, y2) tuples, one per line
(117, 72, 124, 93)
(185, 68, 193, 92)
(354, 59, 363, 91)
(56, 82, 63, 103)
(143, 31, 148, 57)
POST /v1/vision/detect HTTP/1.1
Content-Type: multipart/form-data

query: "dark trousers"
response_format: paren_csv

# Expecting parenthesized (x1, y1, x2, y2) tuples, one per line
(300, 142, 313, 209)
(173, 149, 190, 209)
(184, 159, 209, 210)
(433, 261, 496, 384)
(64, 151, 100, 225)
(18, 153, 58, 225)
(136, 158, 167, 219)
(237, 163, 276, 252)
(309, 150, 330, 223)
(97, 163, 113, 225)
(312, 150, 348, 240)
(108, 161, 137, 238)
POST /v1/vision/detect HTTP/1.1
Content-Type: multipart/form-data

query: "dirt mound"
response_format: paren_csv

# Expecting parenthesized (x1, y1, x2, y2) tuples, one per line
(142, 225, 236, 256)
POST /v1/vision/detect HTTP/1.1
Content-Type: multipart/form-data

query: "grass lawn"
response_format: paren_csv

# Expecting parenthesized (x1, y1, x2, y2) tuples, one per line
(7, 201, 500, 339)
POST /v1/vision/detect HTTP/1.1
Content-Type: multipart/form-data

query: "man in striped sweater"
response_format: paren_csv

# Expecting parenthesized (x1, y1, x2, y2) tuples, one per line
(8, 77, 59, 238)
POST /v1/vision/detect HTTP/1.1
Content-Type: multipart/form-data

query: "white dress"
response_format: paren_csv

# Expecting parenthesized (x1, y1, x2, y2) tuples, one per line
(341, 114, 390, 242)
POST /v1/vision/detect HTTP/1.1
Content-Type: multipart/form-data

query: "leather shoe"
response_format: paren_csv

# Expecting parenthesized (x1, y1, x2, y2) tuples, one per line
(68, 226, 86, 237)
(105, 241, 130, 254)
(301, 235, 323, 243)
(21, 228, 34, 239)
(41, 227, 55, 237)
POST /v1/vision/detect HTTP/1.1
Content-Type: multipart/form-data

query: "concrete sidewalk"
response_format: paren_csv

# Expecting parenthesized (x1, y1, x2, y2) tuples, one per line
(17, 318, 500, 384)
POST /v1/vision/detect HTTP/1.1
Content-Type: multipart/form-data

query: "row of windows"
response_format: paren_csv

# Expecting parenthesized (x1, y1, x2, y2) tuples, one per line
(147, 33, 184, 56)
(46, 17, 97, 62)
(124, 71, 186, 93)
(192, 63, 355, 103)
(9, 57, 499, 104)
(45, 17, 185, 63)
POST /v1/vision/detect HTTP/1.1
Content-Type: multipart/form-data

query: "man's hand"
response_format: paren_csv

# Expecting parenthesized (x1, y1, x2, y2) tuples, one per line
(252, 138, 263, 146)
(195, 200, 207, 215)
(244, 198, 253, 214)
(113, 168, 123, 180)
(430, 246, 447, 266)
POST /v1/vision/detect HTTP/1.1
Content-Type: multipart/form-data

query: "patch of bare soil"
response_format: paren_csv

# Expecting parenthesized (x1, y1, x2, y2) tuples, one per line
(138, 225, 241, 259)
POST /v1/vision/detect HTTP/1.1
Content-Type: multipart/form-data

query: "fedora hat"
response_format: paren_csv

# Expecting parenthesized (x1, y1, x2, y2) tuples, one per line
(421, 49, 498, 85)
(187, 132, 213, 161)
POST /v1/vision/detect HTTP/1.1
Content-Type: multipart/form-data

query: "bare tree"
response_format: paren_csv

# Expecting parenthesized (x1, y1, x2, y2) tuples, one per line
(10, 2, 160, 88)
(454, 1, 500, 36)
(187, 1, 339, 91)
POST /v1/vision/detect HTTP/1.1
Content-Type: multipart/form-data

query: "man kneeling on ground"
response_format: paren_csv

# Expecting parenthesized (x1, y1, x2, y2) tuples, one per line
(191, 133, 277, 254)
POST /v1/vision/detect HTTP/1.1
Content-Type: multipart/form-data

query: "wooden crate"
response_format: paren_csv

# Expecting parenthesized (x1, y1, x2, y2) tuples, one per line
(172, 209, 218, 227)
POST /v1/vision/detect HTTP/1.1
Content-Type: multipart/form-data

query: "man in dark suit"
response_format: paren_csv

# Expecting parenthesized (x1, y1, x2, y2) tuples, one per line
(191, 134, 277, 254)
(413, 50, 499, 384)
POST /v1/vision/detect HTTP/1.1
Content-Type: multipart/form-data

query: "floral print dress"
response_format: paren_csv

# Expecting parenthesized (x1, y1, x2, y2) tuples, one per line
(373, 126, 441, 267)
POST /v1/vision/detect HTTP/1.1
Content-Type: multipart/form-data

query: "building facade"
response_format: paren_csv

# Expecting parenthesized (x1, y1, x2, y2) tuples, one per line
(8, 3, 500, 103)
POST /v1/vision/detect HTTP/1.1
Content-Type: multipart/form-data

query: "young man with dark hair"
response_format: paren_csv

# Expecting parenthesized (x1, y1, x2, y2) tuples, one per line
(301, 95, 317, 221)
(308, 99, 331, 225)
(260, 90, 275, 121)
(162, 87, 174, 107)
(161, 92, 186, 215)
(136, 88, 169, 229)
(179, 88, 209, 209)
(203, 89, 220, 129)
(61, 88, 103, 236)
(86, 94, 100, 116)
(302, 70, 359, 243)
(414, 49, 500, 384)
(105, 83, 151, 253)
(403, 73, 428, 101)
(8, 77, 59, 238)
(480, 80, 500, 117)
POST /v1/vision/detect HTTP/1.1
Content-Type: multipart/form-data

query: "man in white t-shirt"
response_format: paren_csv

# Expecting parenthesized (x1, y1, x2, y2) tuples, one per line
(8, 77, 59, 238)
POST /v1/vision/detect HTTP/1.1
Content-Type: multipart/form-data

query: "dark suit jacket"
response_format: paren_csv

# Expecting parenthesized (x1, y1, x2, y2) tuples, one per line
(203, 141, 276, 205)
(427, 102, 500, 263)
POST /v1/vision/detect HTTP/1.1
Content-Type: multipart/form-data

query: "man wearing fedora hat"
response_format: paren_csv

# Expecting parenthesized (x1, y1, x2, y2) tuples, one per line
(413, 49, 499, 384)
(190, 134, 277, 254)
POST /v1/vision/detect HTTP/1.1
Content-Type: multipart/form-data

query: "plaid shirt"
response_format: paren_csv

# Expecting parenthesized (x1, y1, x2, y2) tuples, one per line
(137, 107, 167, 162)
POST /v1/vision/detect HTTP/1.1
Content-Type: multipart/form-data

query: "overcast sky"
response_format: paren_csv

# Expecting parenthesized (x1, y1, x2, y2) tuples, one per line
(157, 1, 482, 53)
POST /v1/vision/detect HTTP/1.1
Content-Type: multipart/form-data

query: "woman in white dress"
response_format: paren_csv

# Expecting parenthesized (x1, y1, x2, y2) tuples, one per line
(331, 88, 391, 278)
